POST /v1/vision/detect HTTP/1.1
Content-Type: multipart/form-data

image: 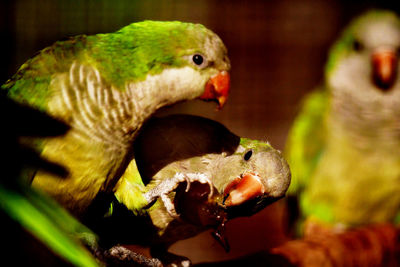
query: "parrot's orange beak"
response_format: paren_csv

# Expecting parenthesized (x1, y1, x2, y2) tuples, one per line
(372, 47, 398, 90)
(200, 71, 230, 109)
(223, 172, 265, 207)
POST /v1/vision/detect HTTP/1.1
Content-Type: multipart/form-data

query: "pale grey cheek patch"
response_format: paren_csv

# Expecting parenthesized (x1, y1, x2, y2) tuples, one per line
(235, 145, 245, 154)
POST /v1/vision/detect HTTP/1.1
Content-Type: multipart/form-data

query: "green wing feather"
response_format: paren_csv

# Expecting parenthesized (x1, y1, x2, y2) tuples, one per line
(284, 88, 328, 195)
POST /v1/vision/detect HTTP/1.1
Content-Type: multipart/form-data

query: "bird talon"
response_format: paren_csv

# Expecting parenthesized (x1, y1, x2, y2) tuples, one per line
(186, 173, 214, 199)
(145, 172, 214, 218)
(184, 177, 191, 192)
(161, 194, 179, 218)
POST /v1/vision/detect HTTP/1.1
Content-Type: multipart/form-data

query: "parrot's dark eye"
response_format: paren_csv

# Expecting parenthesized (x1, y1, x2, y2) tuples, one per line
(244, 150, 253, 161)
(353, 39, 364, 52)
(192, 54, 204, 65)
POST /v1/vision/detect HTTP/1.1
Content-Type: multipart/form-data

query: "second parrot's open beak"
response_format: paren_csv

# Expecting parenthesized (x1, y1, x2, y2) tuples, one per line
(372, 47, 398, 90)
(200, 71, 230, 109)
(223, 172, 265, 207)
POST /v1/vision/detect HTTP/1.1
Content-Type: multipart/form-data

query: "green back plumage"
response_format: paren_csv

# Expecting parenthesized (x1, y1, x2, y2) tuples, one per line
(3, 36, 88, 111)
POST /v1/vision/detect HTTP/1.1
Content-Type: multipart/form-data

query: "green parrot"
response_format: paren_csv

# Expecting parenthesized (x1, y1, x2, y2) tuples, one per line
(2, 21, 231, 218)
(285, 10, 400, 234)
(85, 114, 291, 266)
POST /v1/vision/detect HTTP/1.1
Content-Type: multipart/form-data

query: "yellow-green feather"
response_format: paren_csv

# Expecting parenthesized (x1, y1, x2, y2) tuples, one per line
(114, 160, 149, 216)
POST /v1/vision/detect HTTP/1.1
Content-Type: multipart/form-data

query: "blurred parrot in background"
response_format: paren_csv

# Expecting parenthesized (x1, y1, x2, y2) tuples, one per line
(285, 10, 400, 235)
(1, 20, 231, 219)
(85, 114, 291, 266)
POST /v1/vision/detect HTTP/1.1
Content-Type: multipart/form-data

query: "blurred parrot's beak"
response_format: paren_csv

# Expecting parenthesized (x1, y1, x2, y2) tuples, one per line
(223, 172, 265, 207)
(372, 47, 398, 90)
(200, 71, 230, 109)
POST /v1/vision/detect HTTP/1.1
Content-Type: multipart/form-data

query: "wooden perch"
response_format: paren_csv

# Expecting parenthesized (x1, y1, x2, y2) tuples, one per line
(271, 224, 400, 267)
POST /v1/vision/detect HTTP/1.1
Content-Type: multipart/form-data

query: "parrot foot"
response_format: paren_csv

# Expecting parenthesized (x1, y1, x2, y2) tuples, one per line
(144, 172, 214, 218)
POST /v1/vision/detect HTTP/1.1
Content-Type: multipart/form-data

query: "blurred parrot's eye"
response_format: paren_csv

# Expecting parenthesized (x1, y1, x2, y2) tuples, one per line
(244, 150, 253, 161)
(353, 39, 364, 52)
(192, 54, 204, 65)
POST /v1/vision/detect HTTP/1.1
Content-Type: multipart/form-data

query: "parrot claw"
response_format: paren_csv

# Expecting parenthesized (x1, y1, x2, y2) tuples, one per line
(184, 173, 214, 199)
(161, 194, 179, 218)
(144, 172, 214, 218)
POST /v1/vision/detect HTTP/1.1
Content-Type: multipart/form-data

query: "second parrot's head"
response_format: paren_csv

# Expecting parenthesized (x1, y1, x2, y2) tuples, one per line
(211, 138, 291, 218)
(173, 137, 290, 251)
(326, 10, 400, 93)
(324, 10, 400, 139)
(91, 20, 231, 109)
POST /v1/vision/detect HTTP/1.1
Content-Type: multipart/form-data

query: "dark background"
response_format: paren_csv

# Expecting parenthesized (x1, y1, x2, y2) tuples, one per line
(1, 0, 400, 264)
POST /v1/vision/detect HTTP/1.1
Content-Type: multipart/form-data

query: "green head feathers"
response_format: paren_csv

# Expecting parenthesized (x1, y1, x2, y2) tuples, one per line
(239, 138, 272, 153)
(88, 20, 229, 88)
